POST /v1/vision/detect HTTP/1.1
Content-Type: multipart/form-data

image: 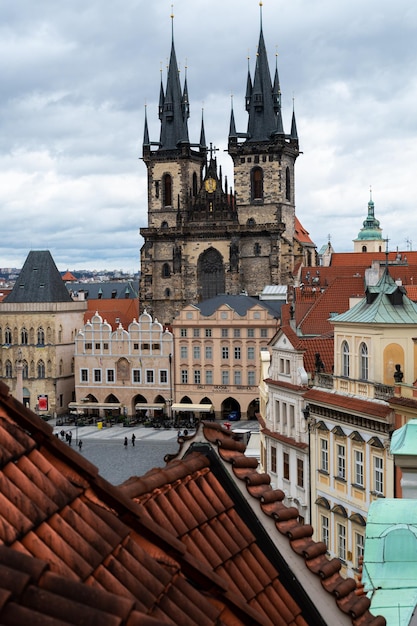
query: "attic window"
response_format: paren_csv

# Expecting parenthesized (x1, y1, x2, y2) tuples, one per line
(39, 283, 45, 288)
(111, 290, 117, 298)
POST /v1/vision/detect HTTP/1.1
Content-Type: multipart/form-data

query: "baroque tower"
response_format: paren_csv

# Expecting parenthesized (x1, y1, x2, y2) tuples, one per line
(140, 9, 309, 324)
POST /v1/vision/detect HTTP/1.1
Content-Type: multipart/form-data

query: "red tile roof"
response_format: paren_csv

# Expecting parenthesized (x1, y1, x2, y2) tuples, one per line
(0, 382, 385, 626)
(294, 217, 314, 245)
(85, 299, 139, 330)
(304, 388, 392, 419)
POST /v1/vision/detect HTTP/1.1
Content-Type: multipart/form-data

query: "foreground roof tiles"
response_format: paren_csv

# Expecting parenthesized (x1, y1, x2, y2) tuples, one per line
(0, 381, 385, 625)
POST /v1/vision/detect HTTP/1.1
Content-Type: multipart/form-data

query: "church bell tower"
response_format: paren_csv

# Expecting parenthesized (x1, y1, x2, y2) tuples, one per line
(139, 8, 303, 324)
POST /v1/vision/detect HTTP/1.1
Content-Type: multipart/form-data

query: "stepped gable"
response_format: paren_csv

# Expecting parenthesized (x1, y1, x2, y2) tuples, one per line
(123, 421, 385, 626)
(0, 381, 385, 625)
(4, 250, 72, 303)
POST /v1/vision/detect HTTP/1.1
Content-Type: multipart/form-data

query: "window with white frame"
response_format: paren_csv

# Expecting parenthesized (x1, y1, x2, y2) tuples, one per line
(205, 370, 213, 384)
(233, 328, 241, 338)
(337, 444, 346, 479)
(289, 404, 295, 430)
(337, 523, 346, 561)
(94, 369, 101, 383)
(193, 345, 201, 359)
(180, 346, 188, 359)
(234, 346, 241, 359)
(221, 328, 228, 338)
(181, 369, 188, 384)
(321, 515, 329, 547)
(342, 340, 350, 377)
(159, 370, 168, 384)
(146, 370, 154, 384)
(355, 532, 365, 569)
(133, 369, 141, 383)
(283, 452, 290, 480)
(193, 328, 200, 337)
(81, 368, 88, 382)
(260, 328, 268, 338)
(194, 369, 201, 384)
(320, 438, 329, 472)
(180, 328, 187, 337)
(222, 346, 229, 359)
(234, 370, 241, 385)
(222, 370, 229, 385)
(248, 370, 255, 385)
(247, 328, 255, 338)
(107, 369, 115, 383)
(282, 402, 287, 427)
(205, 345, 213, 359)
(247, 346, 255, 360)
(354, 449, 364, 486)
(205, 328, 212, 337)
(374, 456, 384, 493)
(360, 342, 369, 380)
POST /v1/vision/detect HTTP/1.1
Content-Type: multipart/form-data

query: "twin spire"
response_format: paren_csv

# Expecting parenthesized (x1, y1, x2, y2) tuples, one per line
(144, 6, 298, 152)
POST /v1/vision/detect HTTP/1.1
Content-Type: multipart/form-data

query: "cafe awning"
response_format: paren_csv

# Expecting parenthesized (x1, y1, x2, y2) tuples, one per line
(135, 403, 165, 410)
(68, 402, 122, 410)
(171, 403, 214, 413)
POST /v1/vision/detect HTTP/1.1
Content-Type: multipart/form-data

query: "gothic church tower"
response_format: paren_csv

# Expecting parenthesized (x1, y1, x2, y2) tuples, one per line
(140, 10, 305, 324)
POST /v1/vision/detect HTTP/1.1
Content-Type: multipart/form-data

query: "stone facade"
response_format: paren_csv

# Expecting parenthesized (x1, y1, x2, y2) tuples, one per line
(140, 20, 313, 325)
(0, 301, 87, 416)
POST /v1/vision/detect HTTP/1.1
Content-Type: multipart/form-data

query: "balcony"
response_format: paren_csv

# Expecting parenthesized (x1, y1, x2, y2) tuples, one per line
(314, 373, 394, 401)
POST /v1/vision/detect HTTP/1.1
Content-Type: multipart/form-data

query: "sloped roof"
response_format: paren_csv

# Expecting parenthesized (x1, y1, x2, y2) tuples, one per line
(68, 280, 139, 300)
(362, 499, 417, 626)
(294, 216, 315, 246)
(332, 270, 417, 325)
(196, 294, 283, 319)
(0, 381, 385, 626)
(84, 299, 140, 330)
(4, 251, 72, 303)
(295, 276, 365, 336)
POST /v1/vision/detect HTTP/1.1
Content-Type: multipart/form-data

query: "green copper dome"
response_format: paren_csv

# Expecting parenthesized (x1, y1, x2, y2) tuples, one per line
(356, 192, 382, 241)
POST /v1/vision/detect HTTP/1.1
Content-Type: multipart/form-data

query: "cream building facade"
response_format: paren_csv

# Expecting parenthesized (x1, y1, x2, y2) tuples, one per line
(72, 311, 173, 420)
(171, 294, 282, 421)
(0, 251, 87, 417)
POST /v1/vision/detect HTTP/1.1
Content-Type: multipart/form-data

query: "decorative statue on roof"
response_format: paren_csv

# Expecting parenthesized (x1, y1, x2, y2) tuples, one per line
(315, 353, 325, 372)
(394, 364, 404, 383)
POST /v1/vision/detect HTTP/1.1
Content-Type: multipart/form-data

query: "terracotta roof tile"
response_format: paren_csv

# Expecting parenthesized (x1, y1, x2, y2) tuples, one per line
(0, 379, 385, 626)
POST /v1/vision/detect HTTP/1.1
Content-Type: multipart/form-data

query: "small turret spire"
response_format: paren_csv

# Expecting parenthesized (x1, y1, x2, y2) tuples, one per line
(290, 96, 298, 140)
(143, 104, 150, 147)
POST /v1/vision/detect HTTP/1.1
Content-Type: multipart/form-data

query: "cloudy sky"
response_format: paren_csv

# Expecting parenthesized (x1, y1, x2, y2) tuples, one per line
(2, 0, 417, 272)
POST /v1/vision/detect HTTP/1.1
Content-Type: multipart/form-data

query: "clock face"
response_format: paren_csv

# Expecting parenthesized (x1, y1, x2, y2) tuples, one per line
(204, 178, 217, 193)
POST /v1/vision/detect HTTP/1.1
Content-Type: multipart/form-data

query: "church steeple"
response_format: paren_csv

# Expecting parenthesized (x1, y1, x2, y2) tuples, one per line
(244, 4, 284, 141)
(353, 189, 384, 253)
(158, 13, 190, 150)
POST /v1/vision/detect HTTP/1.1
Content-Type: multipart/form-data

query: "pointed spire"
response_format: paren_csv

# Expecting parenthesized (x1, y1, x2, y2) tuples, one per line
(200, 107, 207, 150)
(229, 95, 237, 138)
(143, 104, 150, 147)
(246, 9, 282, 141)
(158, 8, 190, 150)
(290, 97, 298, 140)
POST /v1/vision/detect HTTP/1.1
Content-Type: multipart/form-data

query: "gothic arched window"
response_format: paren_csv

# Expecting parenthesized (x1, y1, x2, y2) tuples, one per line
(198, 248, 225, 300)
(342, 341, 350, 377)
(37, 327, 45, 345)
(4, 327, 12, 345)
(163, 174, 172, 207)
(21, 328, 28, 345)
(251, 167, 263, 201)
(162, 263, 171, 278)
(5, 360, 12, 378)
(192, 172, 198, 196)
(37, 360, 45, 379)
(285, 167, 291, 201)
